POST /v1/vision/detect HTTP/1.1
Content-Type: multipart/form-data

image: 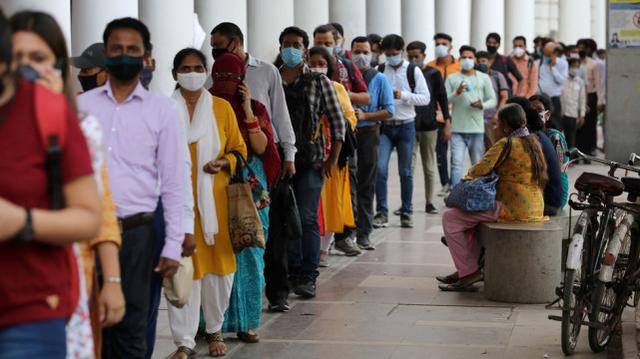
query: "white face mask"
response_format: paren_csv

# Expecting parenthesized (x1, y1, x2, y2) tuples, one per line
(352, 53, 372, 70)
(310, 67, 328, 75)
(513, 47, 526, 58)
(460, 58, 475, 71)
(177, 72, 207, 91)
(435, 44, 450, 58)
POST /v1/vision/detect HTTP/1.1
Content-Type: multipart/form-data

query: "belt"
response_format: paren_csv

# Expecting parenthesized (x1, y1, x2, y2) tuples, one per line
(384, 119, 413, 127)
(118, 212, 154, 232)
(356, 124, 380, 134)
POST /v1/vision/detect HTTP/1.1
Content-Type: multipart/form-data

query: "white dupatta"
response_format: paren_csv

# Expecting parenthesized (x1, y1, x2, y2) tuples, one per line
(172, 88, 220, 245)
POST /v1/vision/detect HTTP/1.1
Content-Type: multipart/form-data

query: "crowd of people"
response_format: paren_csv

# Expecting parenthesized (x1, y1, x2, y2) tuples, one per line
(0, 6, 607, 359)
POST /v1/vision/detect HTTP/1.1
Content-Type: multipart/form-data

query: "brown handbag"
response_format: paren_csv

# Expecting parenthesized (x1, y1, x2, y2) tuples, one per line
(227, 151, 265, 252)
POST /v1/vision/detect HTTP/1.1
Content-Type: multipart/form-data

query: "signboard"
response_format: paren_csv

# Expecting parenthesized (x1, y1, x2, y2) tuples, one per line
(609, 1, 640, 48)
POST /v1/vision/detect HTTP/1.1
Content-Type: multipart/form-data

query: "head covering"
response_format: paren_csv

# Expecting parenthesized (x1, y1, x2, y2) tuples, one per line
(71, 43, 105, 69)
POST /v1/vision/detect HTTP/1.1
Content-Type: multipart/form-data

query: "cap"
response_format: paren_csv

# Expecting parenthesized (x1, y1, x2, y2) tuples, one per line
(71, 42, 105, 69)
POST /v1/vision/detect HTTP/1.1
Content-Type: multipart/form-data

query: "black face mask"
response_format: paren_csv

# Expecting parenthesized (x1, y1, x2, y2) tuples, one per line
(211, 40, 234, 60)
(78, 73, 99, 92)
(105, 55, 143, 82)
(578, 50, 587, 58)
(487, 45, 499, 54)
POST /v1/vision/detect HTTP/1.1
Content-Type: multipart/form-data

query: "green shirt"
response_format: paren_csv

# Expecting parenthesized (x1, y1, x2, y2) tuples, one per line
(445, 71, 497, 134)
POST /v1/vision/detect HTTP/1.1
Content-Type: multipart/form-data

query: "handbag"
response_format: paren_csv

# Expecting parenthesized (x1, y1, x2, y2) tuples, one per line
(445, 137, 512, 212)
(231, 151, 270, 210)
(162, 256, 194, 308)
(228, 152, 266, 252)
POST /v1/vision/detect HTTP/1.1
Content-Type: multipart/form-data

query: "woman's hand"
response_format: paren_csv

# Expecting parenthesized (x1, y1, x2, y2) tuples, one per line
(0, 198, 25, 242)
(99, 282, 125, 327)
(203, 158, 230, 174)
(32, 63, 64, 94)
(238, 82, 253, 117)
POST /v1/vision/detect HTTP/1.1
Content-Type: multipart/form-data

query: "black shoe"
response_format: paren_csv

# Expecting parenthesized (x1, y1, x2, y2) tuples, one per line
(373, 212, 389, 228)
(334, 237, 362, 256)
(393, 208, 402, 216)
(294, 282, 316, 298)
(268, 299, 290, 312)
(357, 237, 376, 250)
(425, 203, 439, 214)
(288, 277, 298, 291)
(400, 214, 413, 228)
(440, 236, 448, 247)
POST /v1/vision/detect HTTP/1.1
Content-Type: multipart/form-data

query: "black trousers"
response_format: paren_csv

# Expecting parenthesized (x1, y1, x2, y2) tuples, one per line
(550, 96, 563, 130)
(355, 129, 379, 240)
(102, 222, 155, 359)
(576, 93, 598, 155)
(562, 116, 578, 149)
(436, 123, 450, 187)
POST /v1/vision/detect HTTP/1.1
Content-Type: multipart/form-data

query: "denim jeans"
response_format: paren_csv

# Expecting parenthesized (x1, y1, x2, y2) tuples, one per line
(0, 319, 66, 359)
(287, 166, 323, 284)
(376, 122, 416, 215)
(450, 133, 484, 186)
(436, 123, 450, 187)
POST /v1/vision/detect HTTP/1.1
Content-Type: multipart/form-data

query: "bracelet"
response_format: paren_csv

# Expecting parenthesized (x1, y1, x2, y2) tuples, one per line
(248, 128, 262, 134)
(245, 120, 259, 130)
(104, 276, 121, 284)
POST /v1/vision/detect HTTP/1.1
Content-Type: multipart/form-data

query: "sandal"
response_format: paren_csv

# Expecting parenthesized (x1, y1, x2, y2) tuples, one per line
(435, 272, 459, 284)
(438, 282, 479, 292)
(237, 330, 260, 343)
(171, 346, 196, 359)
(205, 331, 226, 357)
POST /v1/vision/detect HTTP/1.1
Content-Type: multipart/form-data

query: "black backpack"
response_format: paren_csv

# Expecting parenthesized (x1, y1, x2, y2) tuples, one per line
(377, 63, 418, 93)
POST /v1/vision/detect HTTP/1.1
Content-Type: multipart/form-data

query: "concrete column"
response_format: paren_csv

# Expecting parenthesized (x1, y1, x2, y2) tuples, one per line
(295, 0, 329, 40)
(505, 0, 535, 53)
(435, 0, 471, 54)
(330, 0, 367, 42)
(559, 0, 591, 45)
(2, 0, 72, 52)
(402, 0, 435, 57)
(195, 0, 247, 70)
(139, 0, 194, 95)
(471, 0, 504, 52)
(591, 0, 606, 49)
(367, 0, 401, 36)
(248, 0, 294, 63)
(71, 0, 138, 58)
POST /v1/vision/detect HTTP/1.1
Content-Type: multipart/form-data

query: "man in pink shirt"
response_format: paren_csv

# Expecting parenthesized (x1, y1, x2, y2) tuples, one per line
(510, 36, 539, 98)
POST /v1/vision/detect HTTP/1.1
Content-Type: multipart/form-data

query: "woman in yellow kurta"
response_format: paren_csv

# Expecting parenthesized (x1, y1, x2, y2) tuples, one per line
(436, 103, 547, 291)
(167, 49, 247, 359)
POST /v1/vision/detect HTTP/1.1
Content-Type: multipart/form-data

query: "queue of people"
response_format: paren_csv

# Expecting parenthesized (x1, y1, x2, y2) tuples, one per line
(0, 5, 608, 358)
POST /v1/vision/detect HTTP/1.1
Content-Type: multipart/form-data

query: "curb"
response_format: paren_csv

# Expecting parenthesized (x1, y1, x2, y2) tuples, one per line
(620, 308, 639, 359)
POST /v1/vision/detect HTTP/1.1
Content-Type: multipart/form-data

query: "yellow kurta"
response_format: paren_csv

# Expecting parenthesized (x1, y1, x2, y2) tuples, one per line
(191, 96, 248, 279)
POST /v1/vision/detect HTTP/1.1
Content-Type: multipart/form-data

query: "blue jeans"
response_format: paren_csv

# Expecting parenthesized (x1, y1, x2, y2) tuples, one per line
(376, 122, 416, 215)
(436, 123, 450, 187)
(0, 319, 66, 359)
(287, 166, 323, 284)
(450, 133, 484, 186)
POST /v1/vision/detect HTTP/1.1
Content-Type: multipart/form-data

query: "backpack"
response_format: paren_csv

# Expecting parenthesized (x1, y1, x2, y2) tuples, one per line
(378, 63, 418, 93)
(341, 58, 361, 90)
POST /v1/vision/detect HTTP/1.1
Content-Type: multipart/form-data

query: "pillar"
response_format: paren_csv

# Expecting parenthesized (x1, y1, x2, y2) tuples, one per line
(71, 0, 138, 58)
(295, 0, 329, 40)
(471, 0, 504, 52)
(329, 0, 367, 42)
(139, 0, 194, 95)
(367, 0, 401, 36)
(559, 0, 591, 45)
(591, 0, 606, 49)
(195, 0, 247, 70)
(435, 0, 471, 55)
(505, 0, 535, 53)
(2, 0, 72, 52)
(402, 0, 435, 58)
(248, 0, 294, 63)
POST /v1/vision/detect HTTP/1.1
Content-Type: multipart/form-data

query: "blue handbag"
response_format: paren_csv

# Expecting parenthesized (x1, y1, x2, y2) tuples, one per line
(445, 137, 512, 212)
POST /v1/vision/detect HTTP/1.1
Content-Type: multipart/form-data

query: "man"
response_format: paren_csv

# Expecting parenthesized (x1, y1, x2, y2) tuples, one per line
(351, 36, 395, 250)
(330, 22, 349, 60)
(278, 26, 345, 300)
(373, 34, 431, 229)
(538, 41, 568, 129)
(576, 38, 605, 156)
(561, 58, 587, 150)
(445, 45, 497, 187)
(77, 18, 184, 358)
(476, 51, 509, 148)
(485, 32, 522, 95)
(407, 40, 450, 215)
(511, 36, 539, 98)
(368, 33, 383, 67)
(71, 42, 108, 92)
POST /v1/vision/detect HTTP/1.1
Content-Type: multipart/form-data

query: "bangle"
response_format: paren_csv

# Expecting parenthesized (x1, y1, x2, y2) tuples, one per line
(248, 128, 261, 134)
(104, 276, 121, 284)
(245, 120, 259, 130)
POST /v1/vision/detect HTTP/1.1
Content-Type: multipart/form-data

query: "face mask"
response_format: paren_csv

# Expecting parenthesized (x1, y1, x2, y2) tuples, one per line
(542, 56, 551, 65)
(476, 63, 489, 73)
(352, 53, 372, 70)
(460, 58, 475, 71)
(310, 67, 328, 75)
(140, 68, 153, 88)
(487, 45, 499, 54)
(177, 72, 208, 91)
(578, 50, 587, 58)
(321, 45, 335, 56)
(569, 53, 580, 59)
(336, 43, 343, 55)
(411, 57, 425, 67)
(371, 53, 379, 66)
(435, 44, 449, 58)
(106, 55, 144, 82)
(211, 39, 233, 60)
(569, 68, 580, 77)
(78, 73, 99, 92)
(281, 47, 304, 68)
(513, 47, 526, 58)
(387, 54, 402, 66)
(539, 111, 549, 122)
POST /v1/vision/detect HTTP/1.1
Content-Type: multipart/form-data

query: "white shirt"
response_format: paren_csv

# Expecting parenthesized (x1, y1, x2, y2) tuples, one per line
(380, 60, 431, 121)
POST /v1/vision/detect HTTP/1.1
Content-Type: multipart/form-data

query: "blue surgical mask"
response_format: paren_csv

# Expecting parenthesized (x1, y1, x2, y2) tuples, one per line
(569, 68, 580, 77)
(542, 56, 551, 65)
(476, 63, 489, 73)
(336, 43, 343, 55)
(281, 47, 304, 68)
(387, 54, 403, 66)
(460, 58, 475, 71)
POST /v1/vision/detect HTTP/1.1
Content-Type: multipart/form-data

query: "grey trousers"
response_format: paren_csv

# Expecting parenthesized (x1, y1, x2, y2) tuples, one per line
(412, 130, 438, 206)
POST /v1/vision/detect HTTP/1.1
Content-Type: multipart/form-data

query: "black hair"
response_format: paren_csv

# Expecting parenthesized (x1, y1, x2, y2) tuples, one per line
(330, 22, 344, 37)
(529, 94, 553, 113)
(313, 24, 338, 41)
(309, 46, 336, 79)
(486, 32, 501, 43)
(568, 58, 581, 67)
(0, 9, 12, 67)
(513, 36, 527, 46)
(103, 17, 152, 52)
(476, 50, 489, 59)
(279, 26, 310, 49)
(211, 22, 244, 44)
(533, 36, 543, 45)
(459, 45, 476, 56)
(507, 96, 543, 132)
(540, 37, 553, 48)
(367, 33, 382, 45)
(351, 36, 372, 48)
(498, 103, 526, 130)
(172, 48, 207, 71)
(381, 34, 404, 51)
(406, 41, 426, 53)
(434, 33, 452, 42)
(596, 49, 606, 56)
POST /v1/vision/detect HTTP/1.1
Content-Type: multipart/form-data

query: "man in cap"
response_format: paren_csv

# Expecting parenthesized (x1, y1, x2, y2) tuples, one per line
(72, 42, 107, 92)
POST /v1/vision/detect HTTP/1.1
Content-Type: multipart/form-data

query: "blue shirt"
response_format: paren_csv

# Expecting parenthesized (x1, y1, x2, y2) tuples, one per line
(538, 58, 568, 97)
(357, 71, 395, 128)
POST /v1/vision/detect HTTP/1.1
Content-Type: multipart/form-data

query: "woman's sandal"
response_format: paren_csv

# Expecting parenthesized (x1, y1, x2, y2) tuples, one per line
(171, 346, 196, 359)
(438, 271, 483, 292)
(237, 331, 260, 343)
(435, 272, 459, 284)
(205, 331, 227, 357)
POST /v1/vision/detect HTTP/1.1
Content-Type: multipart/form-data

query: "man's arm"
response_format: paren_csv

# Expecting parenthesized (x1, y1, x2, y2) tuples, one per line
(551, 59, 568, 85)
(349, 91, 371, 106)
(361, 75, 395, 121)
(508, 57, 524, 81)
(432, 70, 451, 120)
(527, 61, 540, 99)
(268, 66, 297, 162)
(400, 67, 430, 106)
(482, 75, 498, 110)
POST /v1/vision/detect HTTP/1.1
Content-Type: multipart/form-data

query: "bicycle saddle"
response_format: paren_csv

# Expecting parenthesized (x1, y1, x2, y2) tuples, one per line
(622, 177, 640, 196)
(575, 172, 625, 197)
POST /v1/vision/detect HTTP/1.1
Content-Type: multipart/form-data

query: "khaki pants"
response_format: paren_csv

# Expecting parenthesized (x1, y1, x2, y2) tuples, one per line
(412, 130, 438, 205)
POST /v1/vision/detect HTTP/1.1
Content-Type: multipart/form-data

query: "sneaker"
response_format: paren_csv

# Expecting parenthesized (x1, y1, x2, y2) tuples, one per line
(357, 237, 376, 250)
(437, 184, 451, 197)
(400, 214, 414, 228)
(393, 208, 402, 216)
(319, 257, 329, 268)
(373, 212, 389, 228)
(334, 237, 362, 256)
(425, 203, 439, 214)
(294, 282, 316, 298)
(268, 299, 290, 312)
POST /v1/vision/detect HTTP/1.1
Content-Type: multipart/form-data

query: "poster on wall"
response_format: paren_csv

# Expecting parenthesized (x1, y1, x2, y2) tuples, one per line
(609, 1, 640, 48)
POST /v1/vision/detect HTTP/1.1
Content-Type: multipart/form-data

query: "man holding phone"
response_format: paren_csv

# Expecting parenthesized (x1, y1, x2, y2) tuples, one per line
(538, 41, 568, 129)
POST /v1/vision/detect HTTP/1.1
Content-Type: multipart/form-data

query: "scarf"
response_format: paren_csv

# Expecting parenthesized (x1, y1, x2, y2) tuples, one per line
(511, 126, 530, 138)
(172, 88, 220, 245)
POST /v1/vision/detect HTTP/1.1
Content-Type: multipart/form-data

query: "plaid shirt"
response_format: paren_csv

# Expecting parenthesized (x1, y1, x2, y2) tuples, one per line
(284, 66, 346, 164)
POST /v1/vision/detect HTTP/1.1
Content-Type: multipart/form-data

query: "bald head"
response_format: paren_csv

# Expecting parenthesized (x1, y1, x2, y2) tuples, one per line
(543, 42, 557, 57)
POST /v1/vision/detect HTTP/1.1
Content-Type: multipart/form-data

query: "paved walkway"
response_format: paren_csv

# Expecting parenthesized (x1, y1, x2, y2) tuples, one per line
(153, 153, 631, 358)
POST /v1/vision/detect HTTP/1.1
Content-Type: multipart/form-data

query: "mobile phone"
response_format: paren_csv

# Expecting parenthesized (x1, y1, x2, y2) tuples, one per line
(18, 64, 40, 82)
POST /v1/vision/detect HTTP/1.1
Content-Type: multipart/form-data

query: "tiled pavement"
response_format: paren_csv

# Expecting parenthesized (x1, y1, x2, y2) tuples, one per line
(152, 153, 634, 359)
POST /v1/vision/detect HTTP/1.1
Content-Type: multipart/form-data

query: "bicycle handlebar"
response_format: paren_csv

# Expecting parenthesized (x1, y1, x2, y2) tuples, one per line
(569, 149, 640, 176)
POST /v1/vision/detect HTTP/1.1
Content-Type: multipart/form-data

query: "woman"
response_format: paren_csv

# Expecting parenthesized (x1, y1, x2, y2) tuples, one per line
(210, 53, 280, 344)
(437, 104, 547, 291)
(0, 10, 102, 359)
(167, 49, 246, 358)
(9, 10, 124, 358)
(307, 46, 357, 266)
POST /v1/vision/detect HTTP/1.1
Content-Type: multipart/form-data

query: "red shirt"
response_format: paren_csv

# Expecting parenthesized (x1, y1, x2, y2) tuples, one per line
(333, 59, 368, 93)
(0, 80, 93, 328)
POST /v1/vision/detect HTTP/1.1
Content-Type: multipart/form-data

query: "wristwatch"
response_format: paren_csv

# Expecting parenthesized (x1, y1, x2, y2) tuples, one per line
(17, 208, 34, 242)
